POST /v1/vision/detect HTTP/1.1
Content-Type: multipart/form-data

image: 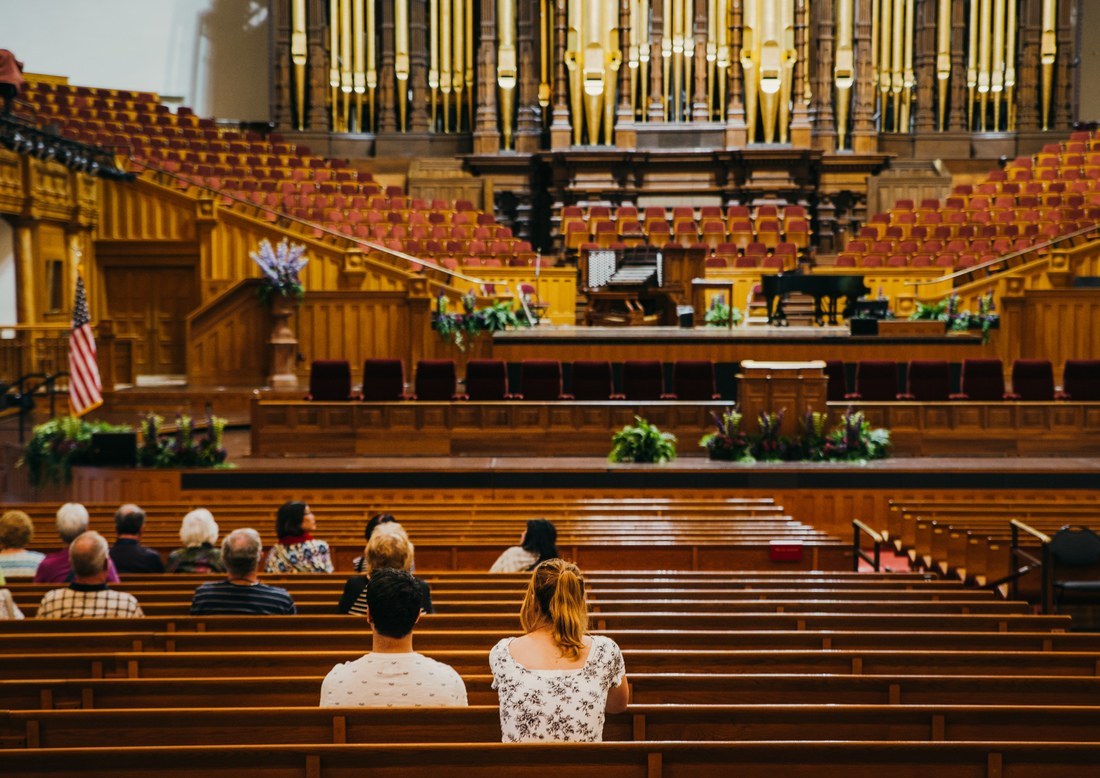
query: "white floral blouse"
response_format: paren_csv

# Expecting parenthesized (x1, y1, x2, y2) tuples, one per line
(489, 635, 626, 742)
(264, 539, 333, 573)
(488, 546, 538, 573)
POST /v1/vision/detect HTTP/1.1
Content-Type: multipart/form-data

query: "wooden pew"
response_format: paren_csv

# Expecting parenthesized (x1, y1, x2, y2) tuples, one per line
(5, 740, 1099, 777)
(6, 703, 1100, 749)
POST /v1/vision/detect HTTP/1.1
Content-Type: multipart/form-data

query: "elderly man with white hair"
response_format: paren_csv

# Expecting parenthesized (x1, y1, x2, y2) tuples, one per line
(34, 504, 120, 584)
(190, 528, 296, 615)
(167, 509, 226, 573)
(35, 531, 144, 619)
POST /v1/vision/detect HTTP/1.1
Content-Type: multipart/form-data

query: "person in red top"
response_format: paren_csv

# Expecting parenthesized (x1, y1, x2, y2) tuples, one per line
(34, 503, 120, 583)
(0, 50, 25, 114)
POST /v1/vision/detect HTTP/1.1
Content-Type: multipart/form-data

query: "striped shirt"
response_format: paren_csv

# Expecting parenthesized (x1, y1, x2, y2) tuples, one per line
(190, 580, 297, 615)
(0, 549, 46, 578)
(36, 583, 144, 619)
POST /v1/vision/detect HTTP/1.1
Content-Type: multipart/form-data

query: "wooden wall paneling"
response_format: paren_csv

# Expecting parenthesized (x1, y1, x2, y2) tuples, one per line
(95, 179, 195, 242)
(1001, 289, 1100, 378)
(292, 291, 414, 379)
(70, 468, 184, 504)
(0, 149, 23, 214)
(185, 279, 269, 385)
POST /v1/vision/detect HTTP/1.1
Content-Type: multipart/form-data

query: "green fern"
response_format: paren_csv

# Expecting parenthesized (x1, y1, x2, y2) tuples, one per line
(609, 416, 677, 463)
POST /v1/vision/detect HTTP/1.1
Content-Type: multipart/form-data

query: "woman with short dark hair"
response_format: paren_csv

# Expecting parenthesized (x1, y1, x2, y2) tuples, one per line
(265, 501, 333, 573)
(489, 519, 559, 573)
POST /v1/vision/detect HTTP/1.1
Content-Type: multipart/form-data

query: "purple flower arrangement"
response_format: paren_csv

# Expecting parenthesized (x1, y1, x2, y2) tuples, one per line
(702, 406, 890, 462)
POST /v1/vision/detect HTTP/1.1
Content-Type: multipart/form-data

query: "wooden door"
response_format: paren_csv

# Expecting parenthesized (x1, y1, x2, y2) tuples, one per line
(103, 266, 198, 375)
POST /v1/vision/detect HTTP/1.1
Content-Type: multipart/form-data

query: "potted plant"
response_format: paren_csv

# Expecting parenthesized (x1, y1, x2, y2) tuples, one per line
(700, 408, 753, 461)
(250, 238, 309, 307)
(609, 416, 677, 463)
(19, 416, 131, 486)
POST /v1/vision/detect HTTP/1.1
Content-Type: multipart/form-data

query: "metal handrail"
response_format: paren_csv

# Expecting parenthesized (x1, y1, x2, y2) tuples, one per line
(1009, 518, 1053, 611)
(909, 222, 1100, 289)
(1, 371, 69, 443)
(852, 519, 884, 572)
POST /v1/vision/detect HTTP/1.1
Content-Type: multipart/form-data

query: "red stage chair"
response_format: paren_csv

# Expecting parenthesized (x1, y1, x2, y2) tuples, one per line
(413, 360, 462, 400)
(824, 360, 847, 402)
(953, 359, 1007, 400)
(360, 359, 407, 401)
(899, 360, 952, 401)
(622, 360, 673, 400)
(570, 360, 621, 400)
(845, 361, 899, 401)
(1010, 359, 1056, 401)
(464, 359, 513, 400)
(672, 361, 720, 400)
(1061, 360, 1100, 400)
(307, 360, 354, 401)
(520, 360, 571, 401)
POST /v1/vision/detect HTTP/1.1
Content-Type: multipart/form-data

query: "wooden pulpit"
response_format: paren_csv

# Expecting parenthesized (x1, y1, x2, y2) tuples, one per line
(737, 360, 828, 436)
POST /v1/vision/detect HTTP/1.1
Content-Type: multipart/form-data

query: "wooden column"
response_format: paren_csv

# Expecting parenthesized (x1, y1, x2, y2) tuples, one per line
(1016, 0, 1042, 131)
(307, 0, 331, 130)
(692, 0, 709, 120)
(726, 0, 748, 145)
(617, 0, 638, 145)
(1053, 0, 1076, 129)
(810, 0, 836, 151)
(516, 0, 542, 151)
(378, 0, 398, 132)
(948, 0, 968, 130)
(649, 0, 666, 121)
(790, 0, 812, 144)
(408, 0, 431, 132)
(851, 0, 878, 151)
(914, 0, 937, 132)
(272, 0, 294, 129)
(474, 0, 502, 151)
(550, 0, 572, 147)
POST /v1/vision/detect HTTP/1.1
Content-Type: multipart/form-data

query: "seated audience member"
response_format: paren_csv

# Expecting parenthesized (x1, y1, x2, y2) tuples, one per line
(337, 528, 433, 615)
(0, 586, 24, 619)
(321, 568, 467, 707)
(167, 508, 225, 573)
(35, 531, 144, 619)
(0, 509, 46, 578)
(490, 559, 629, 741)
(265, 501, 334, 573)
(34, 503, 120, 583)
(489, 518, 560, 573)
(109, 504, 165, 574)
(352, 512, 399, 573)
(191, 528, 296, 615)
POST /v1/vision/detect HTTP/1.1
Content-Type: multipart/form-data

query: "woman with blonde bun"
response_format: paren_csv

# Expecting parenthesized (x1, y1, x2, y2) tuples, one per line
(489, 559, 629, 741)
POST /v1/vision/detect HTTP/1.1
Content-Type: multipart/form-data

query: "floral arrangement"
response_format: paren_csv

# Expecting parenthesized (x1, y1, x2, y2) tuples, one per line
(19, 416, 131, 486)
(138, 410, 228, 468)
(432, 292, 531, 351)
(700, 406, 891, 463)
(608, 416, 677, 463)
(251, 238, 308, 306)
(704, 299, 744, 327)
(909, 292, 999, 343)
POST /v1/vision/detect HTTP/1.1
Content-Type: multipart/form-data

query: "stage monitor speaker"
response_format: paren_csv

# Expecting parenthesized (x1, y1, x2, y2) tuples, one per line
(89, 431, 137, 467)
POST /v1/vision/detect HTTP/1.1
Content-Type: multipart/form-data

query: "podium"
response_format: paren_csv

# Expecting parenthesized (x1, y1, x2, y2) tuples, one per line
(737, 360, 828, 436)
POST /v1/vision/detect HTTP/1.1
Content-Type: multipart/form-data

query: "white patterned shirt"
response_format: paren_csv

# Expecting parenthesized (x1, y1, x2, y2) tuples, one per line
(488, 546, 538, 573)
(490, 635, 626, 742)
(35, 583, 144, 619)
(319, 652, 468, 708)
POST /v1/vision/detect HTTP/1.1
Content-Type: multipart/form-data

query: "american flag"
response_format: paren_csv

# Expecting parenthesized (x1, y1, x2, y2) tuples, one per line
(69, 273, 103, 416)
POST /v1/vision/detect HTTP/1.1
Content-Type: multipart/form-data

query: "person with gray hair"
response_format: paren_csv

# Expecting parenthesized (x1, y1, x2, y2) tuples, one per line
(189, 529, 296, 615)
(167, 509, 226, 573)
(110, 503, 165, 574)
(35, 531, 144, 619)
(34, 504, 120, 584)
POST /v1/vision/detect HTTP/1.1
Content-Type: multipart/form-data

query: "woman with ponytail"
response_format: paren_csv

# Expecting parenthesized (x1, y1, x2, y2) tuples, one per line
(489, 559, 630, 741)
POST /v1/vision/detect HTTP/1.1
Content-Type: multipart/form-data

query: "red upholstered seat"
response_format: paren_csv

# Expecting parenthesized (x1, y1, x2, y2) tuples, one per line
(622, 360, 671, 401)
(672, 361, 720, 400)
(307, 360, 354, 401)
(360, 359, 407, 401)
(824, 360, 847, 402)
(900, 360, 952, 401)
(519, 360, 570, 401)
(1010, 359, 1056, 401)
(845, 361, 898, 401)
(413, 360, 461, 401)
(1062, 360, 1100, 400)
(570, 360, 620, 400)
(464, 359, 513, 401)
(954, 359, 1007, 400)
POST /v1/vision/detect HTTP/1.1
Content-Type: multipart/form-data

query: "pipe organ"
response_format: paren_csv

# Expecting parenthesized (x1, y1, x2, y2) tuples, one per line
(279, 0, 1075, 149)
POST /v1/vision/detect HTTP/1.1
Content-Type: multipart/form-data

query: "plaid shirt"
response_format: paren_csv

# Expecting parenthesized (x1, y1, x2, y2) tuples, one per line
(35, 582, 144, 619)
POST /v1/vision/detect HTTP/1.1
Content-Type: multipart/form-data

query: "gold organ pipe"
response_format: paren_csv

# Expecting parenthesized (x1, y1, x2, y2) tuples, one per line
(891, 0, 903, 129)
(835, 0, 854, 149)
(901, 0, 914, 131)
(628, 0, 639, 117)
(604, 0, 620, 144)
(977, 0, 991, 130)
(741, 0, 758, 141)
(878, 0, 892, 126)
(672, 0, 684, 120)
(329, 0, 340, 129)
(366, 0, 377, 130)
(640, 0, 651, 121)
(758, 0, 782, 143)
(352, 0, 365, 131)
(683, 0, 693, 122)
(717, 0, 729, 118)
(991, 0, 1005, 130)
(661, 0, 672, 119)
(1040, 0, 1056, 130)
(966, 0, 978, 128)
(430, 0, 439, 128)
(395, 0, 409, 132)
(582, 0, 605, 141)
(441, 0, 452, 132)
(452, 0, 464, 131)
(870, 0, 879, 93)
(465, 0, 474, 131)
(291, 0, 307, 130)
(779, 0, 795, 142)
(1005, 0, 1017, 129)
(566, 0, 583, 142)
(340, 0, 353, 130)
(801, 0, 811, 106)
(707, 0, 717, 116)
(540, 0, 551, 110)
(935, 0, 950, 131)
(498, 0, 518, 148)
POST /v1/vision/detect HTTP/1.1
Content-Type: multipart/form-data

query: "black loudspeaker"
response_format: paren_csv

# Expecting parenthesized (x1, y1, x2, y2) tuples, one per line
(89, 432, 138, 467)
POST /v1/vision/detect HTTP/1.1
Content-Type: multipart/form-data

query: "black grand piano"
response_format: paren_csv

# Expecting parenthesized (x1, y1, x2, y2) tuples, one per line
(761, 273, 871, 326)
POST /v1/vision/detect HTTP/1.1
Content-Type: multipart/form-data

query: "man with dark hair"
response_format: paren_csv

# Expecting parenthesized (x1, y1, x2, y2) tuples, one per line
(36, 532, 143, 619)
(109, 504, 165, 574)
(320, 568, 467, 707)
(190, 528, 296, 615)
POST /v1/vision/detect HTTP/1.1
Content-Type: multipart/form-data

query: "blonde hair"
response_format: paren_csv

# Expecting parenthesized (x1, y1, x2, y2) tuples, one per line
(365, 529, 413, 572)
(0, 510, 34, 549)
(519, 559, 588, 660)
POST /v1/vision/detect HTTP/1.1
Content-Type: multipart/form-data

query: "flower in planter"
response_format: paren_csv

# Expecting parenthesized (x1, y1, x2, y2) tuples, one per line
(700, 408, 753, 461)
(251, 238, 308, 306)
(750, 409, 790, 461)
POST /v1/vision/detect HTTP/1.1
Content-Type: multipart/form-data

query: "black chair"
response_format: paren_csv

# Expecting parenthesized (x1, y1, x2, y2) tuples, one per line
(1048, 526, 1100, 615)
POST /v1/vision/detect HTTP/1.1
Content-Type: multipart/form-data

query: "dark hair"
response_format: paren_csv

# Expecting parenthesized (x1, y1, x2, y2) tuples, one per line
(114, 504, 146, 535)
(365, 513, 397, 541)
(521, 519, 559, 569)
(275, 501, 309, 539)
(366, 568, 424, 639)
